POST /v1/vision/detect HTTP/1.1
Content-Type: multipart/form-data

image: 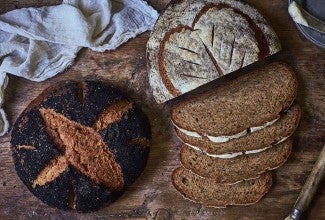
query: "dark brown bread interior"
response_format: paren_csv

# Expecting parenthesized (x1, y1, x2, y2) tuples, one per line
(171, 62, 297, 136)
(176, 103, 300, 154)
(172, 167, 272, 208)
(180, 139, 291, 184)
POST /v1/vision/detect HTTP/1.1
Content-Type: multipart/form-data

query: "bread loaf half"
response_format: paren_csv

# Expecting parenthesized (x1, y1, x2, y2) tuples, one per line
(171, 62, 297, 139)
(147, 0, 281, 103)
(172, 167, 272, 208)
(180, 139, 291, 184)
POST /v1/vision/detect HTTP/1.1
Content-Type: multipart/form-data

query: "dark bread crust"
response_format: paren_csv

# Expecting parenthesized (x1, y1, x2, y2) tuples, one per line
(172, 167, 272, 208)
(176, 103, 301, 154)
(171, 62, 298, 137)
(180, 139, 292, 184)
(11, 81, 151, 212)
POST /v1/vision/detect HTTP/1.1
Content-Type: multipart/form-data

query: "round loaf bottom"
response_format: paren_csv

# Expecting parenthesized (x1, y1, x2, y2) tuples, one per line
(11, 81, 151, 212)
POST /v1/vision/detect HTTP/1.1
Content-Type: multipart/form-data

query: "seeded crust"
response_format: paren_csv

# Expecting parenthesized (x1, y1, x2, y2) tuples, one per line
(176, 103, 300, 154)
(172, 167, 272, 208)
(147, 0, 281, 103)
(11, 81, 151, 212)
(171, 62, 297, 137)
(180, 139, 291, 184)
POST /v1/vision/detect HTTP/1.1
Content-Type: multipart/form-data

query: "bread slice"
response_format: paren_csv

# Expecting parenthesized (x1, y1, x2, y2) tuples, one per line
(172, 167, 272, 208)
(171, 62, 297, 137)
(180, 139, 291, 184)
(147, 0, 281, 103)
(175, 103, 300, 154)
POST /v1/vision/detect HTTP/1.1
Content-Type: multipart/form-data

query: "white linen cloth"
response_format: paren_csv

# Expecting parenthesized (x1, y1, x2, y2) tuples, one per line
(0, 0, 159, 136)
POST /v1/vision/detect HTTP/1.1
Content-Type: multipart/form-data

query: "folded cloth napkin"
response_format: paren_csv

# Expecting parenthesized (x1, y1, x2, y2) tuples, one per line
(0, 0, 159, 136)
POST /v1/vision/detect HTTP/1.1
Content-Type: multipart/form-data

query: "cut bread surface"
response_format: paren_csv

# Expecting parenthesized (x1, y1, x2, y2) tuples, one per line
(147, 0, 281, 103)
(172, 167, 272, 208)
(175, 103, 300, 154)
(171, 62, 297, 137)
(180, 139, 292, 184)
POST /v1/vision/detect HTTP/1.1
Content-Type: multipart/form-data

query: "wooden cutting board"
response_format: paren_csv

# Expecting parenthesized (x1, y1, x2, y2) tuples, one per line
(0, 0, 324, 219)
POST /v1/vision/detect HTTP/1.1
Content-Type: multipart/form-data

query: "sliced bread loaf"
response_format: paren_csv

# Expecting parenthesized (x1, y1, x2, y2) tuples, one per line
(172, 167, 272, 208)
(147, 0, 281, 103)
(171, 62, 297, 137)
(180, 139, 291, 184)
(175, 103, 300, 154)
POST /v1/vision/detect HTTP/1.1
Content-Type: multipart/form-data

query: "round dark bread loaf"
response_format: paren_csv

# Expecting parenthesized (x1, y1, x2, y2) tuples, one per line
(11, 81, 151, 212)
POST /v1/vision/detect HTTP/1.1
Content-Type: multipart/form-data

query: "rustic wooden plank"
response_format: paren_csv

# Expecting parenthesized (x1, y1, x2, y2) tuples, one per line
(0, 0, 324, 219)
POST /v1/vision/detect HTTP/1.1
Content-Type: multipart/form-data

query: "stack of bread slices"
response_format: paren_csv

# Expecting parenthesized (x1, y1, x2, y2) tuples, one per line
(171, 62, 301, 208)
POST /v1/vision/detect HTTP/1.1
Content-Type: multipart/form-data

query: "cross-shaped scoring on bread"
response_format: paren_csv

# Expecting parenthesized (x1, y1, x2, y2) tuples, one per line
(31, 100, 137, 191)
(11, 81, 152, 212)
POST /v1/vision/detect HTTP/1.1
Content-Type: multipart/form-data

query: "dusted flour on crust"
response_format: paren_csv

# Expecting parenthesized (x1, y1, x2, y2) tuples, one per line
(147, 0, 281, 103)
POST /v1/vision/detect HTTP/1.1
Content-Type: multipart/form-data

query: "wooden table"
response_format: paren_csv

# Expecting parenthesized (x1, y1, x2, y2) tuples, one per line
(0, 0, 324, 219)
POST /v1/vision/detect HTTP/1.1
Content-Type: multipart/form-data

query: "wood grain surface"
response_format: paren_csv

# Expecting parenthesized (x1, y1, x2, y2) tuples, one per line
(0, 0, 324, 219)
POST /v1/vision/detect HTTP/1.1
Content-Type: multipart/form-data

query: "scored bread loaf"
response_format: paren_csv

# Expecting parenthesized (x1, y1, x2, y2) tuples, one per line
(180, 139, 292, 184)
(171, 62, 297, 139)
(147, 0, 281, 103)
(172, 167, 272, 208)
(11, 81, 151, 212)
(175, 103, 300, 154)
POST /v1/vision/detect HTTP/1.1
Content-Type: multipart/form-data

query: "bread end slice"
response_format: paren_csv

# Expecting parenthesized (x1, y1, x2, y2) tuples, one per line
(172, 167, 272, 208)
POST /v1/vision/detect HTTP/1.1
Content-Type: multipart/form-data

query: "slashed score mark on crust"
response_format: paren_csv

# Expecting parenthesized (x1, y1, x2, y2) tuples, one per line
(158, 3, 271, 97)
(29, 100, 149, 199)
